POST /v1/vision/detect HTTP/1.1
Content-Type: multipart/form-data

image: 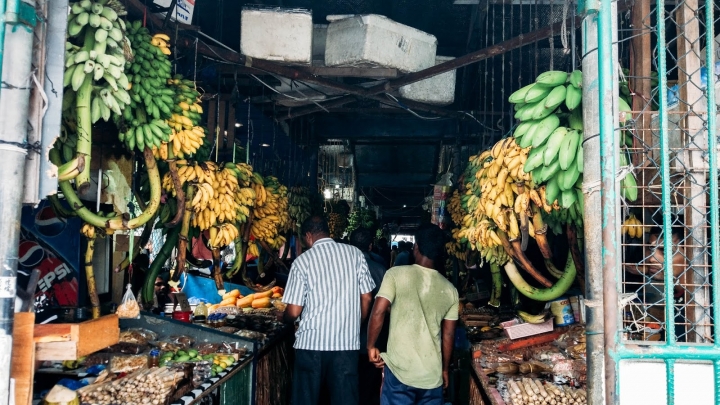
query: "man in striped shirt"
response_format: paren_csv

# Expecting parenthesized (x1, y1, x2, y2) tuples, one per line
(282, 216, 375, 405)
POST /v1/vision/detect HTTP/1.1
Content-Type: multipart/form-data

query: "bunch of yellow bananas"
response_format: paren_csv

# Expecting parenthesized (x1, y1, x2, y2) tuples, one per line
(327, 212, 346, 239)
(479, 245, 511, 267)
(250, 176, 290, 249)
(150, 33, 172, 56)
(445, 240, 468, 262)
(622, 214, 645, 238)
(448, 190, 466, 226)
(80, 222, 96, 239)
(170, 125, 205, 158)
(247, 241, 260, 258)
(208, 223, 239, 249)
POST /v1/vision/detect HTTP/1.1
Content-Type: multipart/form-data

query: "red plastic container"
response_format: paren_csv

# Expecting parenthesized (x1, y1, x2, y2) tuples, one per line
(172, 310, 192, 323)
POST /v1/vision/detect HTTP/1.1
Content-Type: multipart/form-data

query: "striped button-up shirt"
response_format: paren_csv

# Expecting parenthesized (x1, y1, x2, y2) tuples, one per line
(283, 238, 375, 351)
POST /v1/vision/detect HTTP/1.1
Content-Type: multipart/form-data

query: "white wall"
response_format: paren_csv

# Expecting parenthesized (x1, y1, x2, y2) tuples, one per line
(619, 360, 715, 405)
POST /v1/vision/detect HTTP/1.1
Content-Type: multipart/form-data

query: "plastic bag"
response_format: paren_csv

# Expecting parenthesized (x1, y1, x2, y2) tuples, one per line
(117, 284, 141, 319)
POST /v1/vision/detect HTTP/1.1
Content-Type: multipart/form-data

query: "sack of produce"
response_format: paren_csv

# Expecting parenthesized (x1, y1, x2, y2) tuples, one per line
(117, 284, 141, 319)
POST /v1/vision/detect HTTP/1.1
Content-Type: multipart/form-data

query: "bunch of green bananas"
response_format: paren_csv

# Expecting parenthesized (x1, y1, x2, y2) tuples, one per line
(346, 208, 377, 235)
(116, 21, 175, 152)
(63, 0, 131, 122)
(509, 71, 584, 220)
(288, 186, 312, 231)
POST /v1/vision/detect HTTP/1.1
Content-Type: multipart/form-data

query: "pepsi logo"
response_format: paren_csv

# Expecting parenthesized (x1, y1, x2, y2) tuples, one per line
(18, 240, 45, 269)
(34, 206, 67, 237)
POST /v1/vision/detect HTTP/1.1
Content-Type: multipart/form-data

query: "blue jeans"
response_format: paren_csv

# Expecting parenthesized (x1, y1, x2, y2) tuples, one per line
(381, 366, 443, 405)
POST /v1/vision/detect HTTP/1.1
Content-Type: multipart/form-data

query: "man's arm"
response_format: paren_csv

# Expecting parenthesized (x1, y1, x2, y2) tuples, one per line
(441, 319, 457, 389)
(282, 304, 303, 324)
(367, 297, 391, 367)
(361, 292, 372, 324)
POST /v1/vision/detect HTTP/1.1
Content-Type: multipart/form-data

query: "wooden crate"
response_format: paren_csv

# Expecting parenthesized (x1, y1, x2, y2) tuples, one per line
(34, 314, 119, 360)
(12, 312, 35, 405)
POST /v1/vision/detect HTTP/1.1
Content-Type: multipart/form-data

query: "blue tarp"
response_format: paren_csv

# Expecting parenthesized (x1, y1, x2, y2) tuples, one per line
(177, 273, 254, 304)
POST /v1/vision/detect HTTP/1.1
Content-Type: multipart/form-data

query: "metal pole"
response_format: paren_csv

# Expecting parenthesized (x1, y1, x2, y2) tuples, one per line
(597, 0, 621, 403)
(579, 0, 616, 401)
(0, 0, 37, 403)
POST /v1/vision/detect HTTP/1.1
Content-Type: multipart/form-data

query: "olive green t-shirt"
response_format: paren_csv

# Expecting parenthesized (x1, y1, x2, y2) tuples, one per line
(377, 264, 459, 389)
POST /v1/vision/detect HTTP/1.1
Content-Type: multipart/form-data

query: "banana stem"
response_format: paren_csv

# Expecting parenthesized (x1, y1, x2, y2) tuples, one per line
(211, 248, 223, 291)
(258, 239, 289, 272)
(52, 148, 161, 230)
(74, 30, 96, 192)
(164, 157, 185, 228)
(51, 148, 85, 182)
(531, 211, 565, 279)
(114, 210, 157, 273)
(566, 225, 587, 293)
(47, 194, 77, 218)
(489, 263, 502, 307)
(173, 185, 193, 282)
(503, 252, 576, 302)
(142, 226, 180, 304)
(84, 237, 100, 319)
(107, 148, 162, 229)
(497, 230, 553, 288)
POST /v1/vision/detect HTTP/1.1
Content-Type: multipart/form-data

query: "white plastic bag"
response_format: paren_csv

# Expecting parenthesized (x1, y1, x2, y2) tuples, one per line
(117, 284, 141, 319)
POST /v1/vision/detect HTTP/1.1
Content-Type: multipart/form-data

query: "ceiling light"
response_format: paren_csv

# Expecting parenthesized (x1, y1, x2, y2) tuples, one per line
(235, 122, 243, 127)
(261, 143, 270, 147)
(323, 189, 332, 199)
(403, 204, 407, 208)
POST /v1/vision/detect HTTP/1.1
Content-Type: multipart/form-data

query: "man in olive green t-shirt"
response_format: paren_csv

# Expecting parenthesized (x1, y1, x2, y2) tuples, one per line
(367, 224, 459, 405)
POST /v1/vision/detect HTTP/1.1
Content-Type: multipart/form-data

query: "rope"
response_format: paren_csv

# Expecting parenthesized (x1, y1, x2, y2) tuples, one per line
(561, 0, 570, 55)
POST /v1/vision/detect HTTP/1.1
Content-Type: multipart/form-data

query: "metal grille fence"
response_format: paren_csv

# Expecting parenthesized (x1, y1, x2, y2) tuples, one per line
(614, 0, 720, 346)
(597, 0, 719, 402)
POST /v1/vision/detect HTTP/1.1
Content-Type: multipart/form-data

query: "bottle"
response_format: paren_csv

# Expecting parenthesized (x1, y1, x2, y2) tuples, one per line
(193, 302, 208, 324)
(148, 349, 160, 368)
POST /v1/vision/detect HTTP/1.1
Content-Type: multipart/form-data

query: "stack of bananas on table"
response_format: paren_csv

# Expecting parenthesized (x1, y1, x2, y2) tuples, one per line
(117, 21, 174, 152)
(251, 176, 290, 250)
(63, 0, 132, 122)
(622, 214, 645, 239)
(288, 187, 312, 231)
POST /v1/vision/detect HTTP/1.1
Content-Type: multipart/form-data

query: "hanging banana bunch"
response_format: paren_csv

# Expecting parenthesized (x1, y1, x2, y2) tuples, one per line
(61, 0, 132, 191)
(622, 214, 645, 239)
(288, 187, 312, 231)
(53, 0, 160, 232)
(251, 176, 290, 251)
(166, 76, 206, 159)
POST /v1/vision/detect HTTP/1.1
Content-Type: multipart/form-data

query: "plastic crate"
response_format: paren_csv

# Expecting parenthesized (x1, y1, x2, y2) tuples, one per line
(501, 318, 554, 340)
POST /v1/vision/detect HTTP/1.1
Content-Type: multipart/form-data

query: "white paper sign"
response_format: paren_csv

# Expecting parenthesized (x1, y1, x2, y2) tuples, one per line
(153, 0, 195, 24)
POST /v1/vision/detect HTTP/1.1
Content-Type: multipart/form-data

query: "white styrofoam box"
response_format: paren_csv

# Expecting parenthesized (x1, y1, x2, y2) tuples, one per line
(398, 56, 456, 105)
(240, 8, 313, 65)
(312, 25, 327, 64)
(324, 14, 438, 73)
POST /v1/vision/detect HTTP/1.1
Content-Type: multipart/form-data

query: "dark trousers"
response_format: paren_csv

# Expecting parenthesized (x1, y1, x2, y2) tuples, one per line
(359, 353, 383, 405)
(292, 349, 359, 405)
(380, 366, 443, 405)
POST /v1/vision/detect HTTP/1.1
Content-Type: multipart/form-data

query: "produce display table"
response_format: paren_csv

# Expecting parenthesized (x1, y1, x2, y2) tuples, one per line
(467, 325, 586, 405)
(169, 353, 253, 405)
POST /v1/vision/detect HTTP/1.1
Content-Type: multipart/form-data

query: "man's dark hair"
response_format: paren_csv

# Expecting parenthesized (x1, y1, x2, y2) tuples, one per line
(301, 215, 330, 236)
(350, 228, 374, 252)
(414, 223, 447, 261)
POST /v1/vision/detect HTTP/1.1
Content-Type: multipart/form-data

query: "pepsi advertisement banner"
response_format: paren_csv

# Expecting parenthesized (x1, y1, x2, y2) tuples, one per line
(18, 200, 82, 308)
